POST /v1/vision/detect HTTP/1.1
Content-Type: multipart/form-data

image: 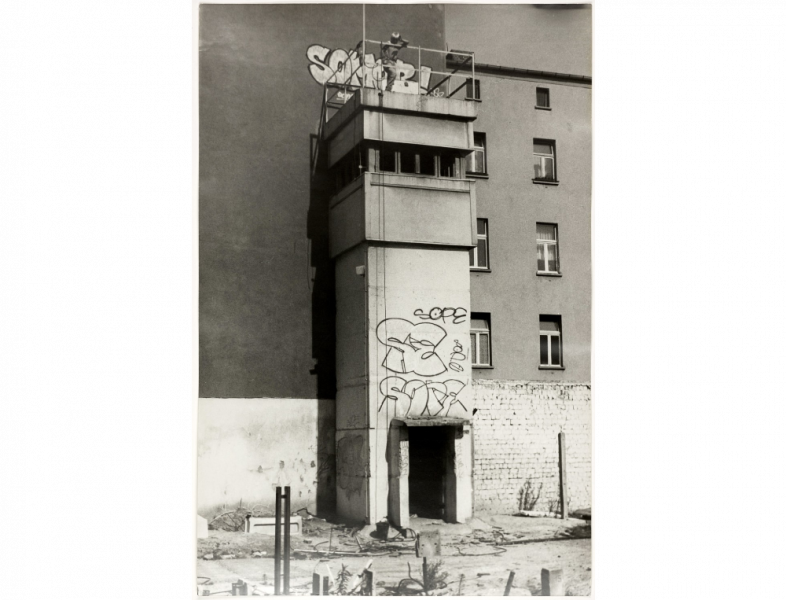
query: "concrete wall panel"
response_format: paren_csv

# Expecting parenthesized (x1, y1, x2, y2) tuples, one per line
(329, 182, 366, 258)
(197, 398, 335, 518)
(364, 112, 472, 150)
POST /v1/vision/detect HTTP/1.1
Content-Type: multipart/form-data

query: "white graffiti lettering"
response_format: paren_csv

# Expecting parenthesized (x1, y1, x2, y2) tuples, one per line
(306, 44, 433, 93)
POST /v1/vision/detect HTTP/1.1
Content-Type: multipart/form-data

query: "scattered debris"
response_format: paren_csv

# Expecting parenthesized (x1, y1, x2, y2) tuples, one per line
(514, 510, 559, 519)
(570, 508, 591, 520)
(209, 507, 248, 532)
(297, 507, 313, 519)
(397, 558, 449, 595)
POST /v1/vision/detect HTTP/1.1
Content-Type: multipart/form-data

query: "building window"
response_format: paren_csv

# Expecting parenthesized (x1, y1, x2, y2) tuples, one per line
(466, 78, 481, 100)
(539, 316, 562, 368)
(536, 87, 550, 109)
(470, 315, 491, 367)
(470, 219, 489, 270)
(400, 148, 417, 174)
(374, 146, 457, 178)
(536, 223, 560, 274)
(533, 139, 557, 182)
(379, 147, 396, 173)
(467, 133, 486, 175)
(332, 145, 367, 192)
(419, 151, 437, 176)
(438, 151, 457, 178)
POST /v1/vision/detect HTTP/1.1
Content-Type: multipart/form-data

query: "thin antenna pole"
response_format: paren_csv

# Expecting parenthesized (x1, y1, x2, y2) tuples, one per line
(362, 4, 366, 88)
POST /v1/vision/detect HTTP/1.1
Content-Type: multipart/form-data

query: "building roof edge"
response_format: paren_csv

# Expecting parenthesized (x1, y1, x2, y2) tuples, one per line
(447, 54, 592, 86)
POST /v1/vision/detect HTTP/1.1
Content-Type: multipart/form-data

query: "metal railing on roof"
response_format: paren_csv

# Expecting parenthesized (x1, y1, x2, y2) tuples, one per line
(312, 42, 475, 176)
(322, 42, 476, 117)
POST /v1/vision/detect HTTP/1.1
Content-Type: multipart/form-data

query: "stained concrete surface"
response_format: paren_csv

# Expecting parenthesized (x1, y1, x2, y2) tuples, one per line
(196, 514, 591, 596)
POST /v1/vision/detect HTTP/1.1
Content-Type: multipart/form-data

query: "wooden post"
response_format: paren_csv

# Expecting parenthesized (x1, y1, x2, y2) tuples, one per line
(541, 568, 564, 596)
(503, 571, 516, 596)
(361, 569, 374, 596)
(312, 573, 330, 595)
(274, 487, 282, 595)
(231, 579, 248, 595)
(558, 432, 568, 519)
(312, 573, 320, 596)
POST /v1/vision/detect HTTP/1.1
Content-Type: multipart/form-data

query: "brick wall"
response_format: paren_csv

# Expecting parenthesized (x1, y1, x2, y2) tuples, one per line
(472, 380, 591, 514)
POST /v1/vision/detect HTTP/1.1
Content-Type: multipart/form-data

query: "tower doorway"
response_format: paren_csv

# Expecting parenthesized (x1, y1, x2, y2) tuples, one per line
(408, 426, 451, 519)
(388, 419, 472, 529)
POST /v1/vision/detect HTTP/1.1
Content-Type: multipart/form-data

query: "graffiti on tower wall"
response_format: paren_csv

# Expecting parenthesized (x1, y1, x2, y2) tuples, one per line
(336, 434, 365, 499)
(306, 44, 437, 96)
(375, 308, 470, 419)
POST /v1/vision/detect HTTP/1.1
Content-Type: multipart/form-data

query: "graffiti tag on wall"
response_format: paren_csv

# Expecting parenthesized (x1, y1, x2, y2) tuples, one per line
(379, 376, 468, 418)
(376, 318, 449, 377)
(306, 44, 435, 95)
(375, 308, 470, 419)
(336, 434, 365, 499)
(413, 307, 467, 324)
(449, 339, 466, 372)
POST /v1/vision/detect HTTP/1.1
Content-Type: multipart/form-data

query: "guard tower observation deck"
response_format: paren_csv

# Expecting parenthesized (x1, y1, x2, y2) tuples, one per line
(319, 43, 480, 259)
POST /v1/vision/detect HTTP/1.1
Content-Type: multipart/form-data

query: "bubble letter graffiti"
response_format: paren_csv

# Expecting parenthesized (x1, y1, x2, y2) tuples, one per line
(376, 318, 448, 377)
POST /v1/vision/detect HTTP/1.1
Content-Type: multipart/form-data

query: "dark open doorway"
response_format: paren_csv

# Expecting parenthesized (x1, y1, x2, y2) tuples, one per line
(407, 426, 451, 519)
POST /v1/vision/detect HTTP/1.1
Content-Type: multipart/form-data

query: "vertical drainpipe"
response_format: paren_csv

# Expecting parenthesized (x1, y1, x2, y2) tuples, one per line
(367, 88, 383, 527)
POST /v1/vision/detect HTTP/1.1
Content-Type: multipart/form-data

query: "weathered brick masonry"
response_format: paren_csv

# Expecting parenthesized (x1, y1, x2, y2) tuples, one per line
(472, 380, 591, 514)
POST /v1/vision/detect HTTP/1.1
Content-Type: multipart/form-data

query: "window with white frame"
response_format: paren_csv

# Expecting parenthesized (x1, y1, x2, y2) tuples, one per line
(470, 218, 489, 270)
(536, 223, 560, 274)
(468, 133, 487, 175)
(373, 145, 457, 178)
(470, 315, 491, 367)
(539, 316, 562, 367)
(533, 139, 557, 182)
(536, 87, 550, 108)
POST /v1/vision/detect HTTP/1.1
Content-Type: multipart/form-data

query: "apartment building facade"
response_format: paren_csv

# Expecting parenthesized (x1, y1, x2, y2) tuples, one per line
(198, 3, 591, 526)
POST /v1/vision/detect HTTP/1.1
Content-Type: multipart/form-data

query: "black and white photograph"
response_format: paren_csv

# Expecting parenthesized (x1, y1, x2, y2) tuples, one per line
(197, 4, 592, 595)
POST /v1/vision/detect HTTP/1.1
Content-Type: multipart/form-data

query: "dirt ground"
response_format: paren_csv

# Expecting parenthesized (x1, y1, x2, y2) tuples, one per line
(196, 513, 591, 596)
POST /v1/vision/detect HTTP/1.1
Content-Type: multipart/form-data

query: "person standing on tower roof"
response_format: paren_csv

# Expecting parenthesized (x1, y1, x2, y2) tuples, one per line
(380, 32, 409, 91)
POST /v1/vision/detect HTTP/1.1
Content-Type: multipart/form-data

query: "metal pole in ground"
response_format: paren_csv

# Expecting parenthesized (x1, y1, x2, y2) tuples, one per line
(559, 432, 568, 519)
(274, 486, 282, 595)
(503, 571, 516, 596)
(284, 486, 291, 595)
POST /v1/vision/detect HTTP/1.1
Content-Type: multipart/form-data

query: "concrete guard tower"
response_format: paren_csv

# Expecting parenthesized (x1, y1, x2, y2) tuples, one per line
(322, 63, 480, 528)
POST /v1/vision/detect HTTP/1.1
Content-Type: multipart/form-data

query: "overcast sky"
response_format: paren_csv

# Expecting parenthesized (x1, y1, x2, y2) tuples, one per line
(445, 4, 592, 76)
